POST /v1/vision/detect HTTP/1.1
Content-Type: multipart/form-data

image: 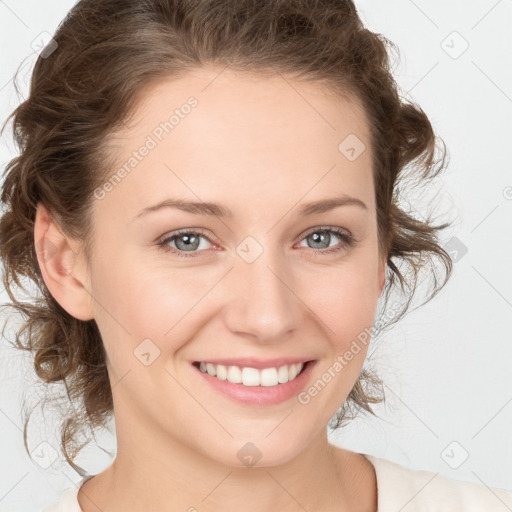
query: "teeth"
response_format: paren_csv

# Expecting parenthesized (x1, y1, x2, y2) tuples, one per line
(277, 365, 289, 383)
(198, 362, 305, 387)
(227, 365, 242, 383)
(216, 364, 227, 380)
(242, 367, 260, 386)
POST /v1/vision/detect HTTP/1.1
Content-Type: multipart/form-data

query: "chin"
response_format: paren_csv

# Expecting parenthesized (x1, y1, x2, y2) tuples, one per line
(202, 434, 307, 469)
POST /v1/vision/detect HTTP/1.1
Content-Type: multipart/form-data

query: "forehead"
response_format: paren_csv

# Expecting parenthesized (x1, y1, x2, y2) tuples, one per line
(97, 66, 374, 220)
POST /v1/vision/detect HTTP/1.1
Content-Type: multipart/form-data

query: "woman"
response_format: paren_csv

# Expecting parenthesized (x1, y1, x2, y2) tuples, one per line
(1, 1, 510, 511)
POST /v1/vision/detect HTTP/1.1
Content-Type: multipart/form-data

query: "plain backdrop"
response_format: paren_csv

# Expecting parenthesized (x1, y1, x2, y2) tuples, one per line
(0, 1, 511, 510)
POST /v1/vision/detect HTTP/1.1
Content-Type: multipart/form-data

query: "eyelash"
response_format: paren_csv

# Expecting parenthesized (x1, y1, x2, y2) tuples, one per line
(156, 226, 356, 259)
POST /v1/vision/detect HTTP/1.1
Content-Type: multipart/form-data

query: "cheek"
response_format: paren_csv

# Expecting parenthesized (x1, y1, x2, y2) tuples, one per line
(298, 264, 378, 408)
(90, 246, 218, 354)
(302, 260, 380, 343)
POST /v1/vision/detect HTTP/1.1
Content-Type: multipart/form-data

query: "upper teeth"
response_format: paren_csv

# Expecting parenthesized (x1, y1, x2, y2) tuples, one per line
(199, 362, 305, 387)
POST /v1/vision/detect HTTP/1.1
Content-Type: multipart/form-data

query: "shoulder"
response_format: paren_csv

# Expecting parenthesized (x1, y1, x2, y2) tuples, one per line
(363, 453, 512, 511)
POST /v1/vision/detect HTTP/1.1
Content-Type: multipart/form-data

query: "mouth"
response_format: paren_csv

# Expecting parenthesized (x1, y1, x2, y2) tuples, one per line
(190, 359, 317, 406)
(192, 359, 313, 387)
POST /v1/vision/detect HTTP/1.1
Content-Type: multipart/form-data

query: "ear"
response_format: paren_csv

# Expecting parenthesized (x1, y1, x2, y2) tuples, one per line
(33, 202, 94, 321)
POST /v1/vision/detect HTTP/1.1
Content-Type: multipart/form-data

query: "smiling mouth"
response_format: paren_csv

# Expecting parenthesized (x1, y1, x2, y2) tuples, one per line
(192, 360, 313, 387)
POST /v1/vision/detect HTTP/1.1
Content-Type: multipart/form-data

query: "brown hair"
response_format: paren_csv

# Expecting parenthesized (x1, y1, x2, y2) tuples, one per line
(0, 0, 452, 476)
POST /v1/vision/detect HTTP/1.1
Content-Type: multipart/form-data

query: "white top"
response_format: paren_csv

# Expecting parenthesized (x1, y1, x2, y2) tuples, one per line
(41, 453, 512, 511)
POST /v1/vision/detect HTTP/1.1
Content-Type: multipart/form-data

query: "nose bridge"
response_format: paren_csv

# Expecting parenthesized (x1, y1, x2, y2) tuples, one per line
(226, 242, 302, 342)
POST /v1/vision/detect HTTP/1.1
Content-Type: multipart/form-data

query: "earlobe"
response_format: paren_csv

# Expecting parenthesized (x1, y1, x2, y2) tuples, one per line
(33, 203, 94, 321)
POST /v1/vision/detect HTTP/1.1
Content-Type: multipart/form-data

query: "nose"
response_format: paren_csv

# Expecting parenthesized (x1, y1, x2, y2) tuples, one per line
(222, 247, 303, 344)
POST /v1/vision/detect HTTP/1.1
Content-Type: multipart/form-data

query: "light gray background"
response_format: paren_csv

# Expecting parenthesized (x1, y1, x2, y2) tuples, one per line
(0, 1, 511, 510)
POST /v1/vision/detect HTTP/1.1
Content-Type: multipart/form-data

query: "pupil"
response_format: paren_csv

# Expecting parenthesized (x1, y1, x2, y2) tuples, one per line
(177, 234, 199, 251)
(310, 231, 329, 249)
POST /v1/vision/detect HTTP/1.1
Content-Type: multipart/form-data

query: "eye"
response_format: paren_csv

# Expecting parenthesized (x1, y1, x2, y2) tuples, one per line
(157, 229, 216, 258)
(157, 226, 356, 258)
(296, 226, 355, 256)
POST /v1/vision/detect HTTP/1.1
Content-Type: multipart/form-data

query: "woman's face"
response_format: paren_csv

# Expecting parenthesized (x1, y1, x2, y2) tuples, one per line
(82, 66, 386, 467)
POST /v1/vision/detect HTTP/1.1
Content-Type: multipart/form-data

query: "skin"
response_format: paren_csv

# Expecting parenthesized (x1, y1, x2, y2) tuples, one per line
(34, 65, 386, 512)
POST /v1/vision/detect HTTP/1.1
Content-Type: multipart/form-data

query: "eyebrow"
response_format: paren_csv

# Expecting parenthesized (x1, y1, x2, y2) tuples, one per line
(132, 194, 368, 221)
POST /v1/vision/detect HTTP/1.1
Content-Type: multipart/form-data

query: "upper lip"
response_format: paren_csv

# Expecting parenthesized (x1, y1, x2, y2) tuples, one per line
(193, 357, 314, 370)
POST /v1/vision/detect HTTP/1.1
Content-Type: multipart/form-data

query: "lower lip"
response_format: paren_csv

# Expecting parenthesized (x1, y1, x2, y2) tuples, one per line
(192, 361, 317, 406)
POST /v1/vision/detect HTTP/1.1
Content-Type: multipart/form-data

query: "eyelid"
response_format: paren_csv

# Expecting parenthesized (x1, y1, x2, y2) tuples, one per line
(295, 225, 353, 244)
(156, 227, 218, 246)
